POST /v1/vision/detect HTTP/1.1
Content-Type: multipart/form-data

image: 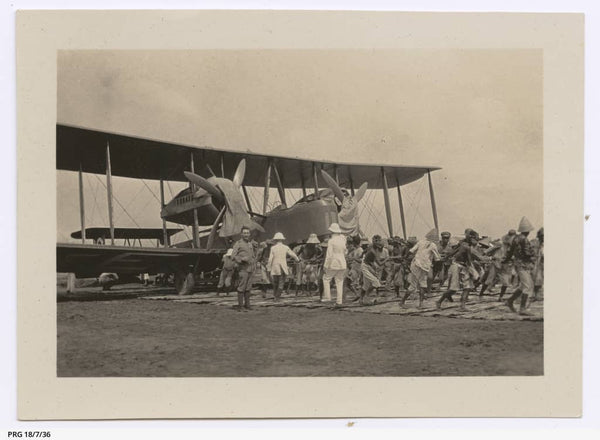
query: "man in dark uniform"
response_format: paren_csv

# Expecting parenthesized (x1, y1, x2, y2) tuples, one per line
(504, 217, 536, 314)
(231, 226, 257, 311)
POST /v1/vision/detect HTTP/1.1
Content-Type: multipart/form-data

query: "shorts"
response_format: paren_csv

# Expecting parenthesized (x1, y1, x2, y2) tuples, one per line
(361, 263, 381, 290)
(516, 267, 534, 295)
(408, 261, 428, 292)
(448, 262, 474, 291)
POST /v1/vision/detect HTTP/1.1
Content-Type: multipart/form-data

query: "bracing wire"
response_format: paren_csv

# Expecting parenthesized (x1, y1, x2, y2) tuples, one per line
(93, 174, 143, 229)
(86, 173, 107, 227)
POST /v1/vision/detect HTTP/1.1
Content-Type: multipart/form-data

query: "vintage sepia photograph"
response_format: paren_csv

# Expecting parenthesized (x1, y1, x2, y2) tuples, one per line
(56, 48, 544, 377)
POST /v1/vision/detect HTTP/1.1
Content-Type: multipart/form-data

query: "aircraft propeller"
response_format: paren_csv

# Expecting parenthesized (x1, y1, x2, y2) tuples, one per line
(183, 171, 223, 201)
(184, 159, 264, 241)
(320, 169, 368, 236)
(320, 169, 368, 203)
(232, 159, 246, 188)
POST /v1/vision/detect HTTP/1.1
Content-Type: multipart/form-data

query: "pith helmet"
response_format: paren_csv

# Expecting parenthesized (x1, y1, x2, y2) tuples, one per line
(518, 217, 535, 233)
(328, 223, 342, 234)
(273, 232, 285, 241)
(306, 233, 320, 244)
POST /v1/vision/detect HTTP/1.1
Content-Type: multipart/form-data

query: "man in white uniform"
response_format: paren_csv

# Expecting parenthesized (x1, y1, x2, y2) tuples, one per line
(322, 223, 347, 305)
(267, 232, 299, 301)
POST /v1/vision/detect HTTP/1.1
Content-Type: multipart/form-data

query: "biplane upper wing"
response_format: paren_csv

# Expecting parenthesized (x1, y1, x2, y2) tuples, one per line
(57, 124, 440, 188)
(57, 243, 224, 278)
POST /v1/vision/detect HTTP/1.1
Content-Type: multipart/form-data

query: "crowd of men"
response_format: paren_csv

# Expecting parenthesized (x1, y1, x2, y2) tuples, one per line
(217, 217, 544, 315)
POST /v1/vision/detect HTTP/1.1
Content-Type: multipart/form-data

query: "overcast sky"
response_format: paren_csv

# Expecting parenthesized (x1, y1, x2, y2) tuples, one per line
(57, 49, 542, 242)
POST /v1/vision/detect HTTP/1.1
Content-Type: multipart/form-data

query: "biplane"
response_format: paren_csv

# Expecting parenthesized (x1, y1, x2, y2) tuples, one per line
(56, 124, 441, 294)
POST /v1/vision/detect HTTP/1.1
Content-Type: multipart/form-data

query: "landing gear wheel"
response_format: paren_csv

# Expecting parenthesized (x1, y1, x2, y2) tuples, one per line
(175, 271, 195, 295)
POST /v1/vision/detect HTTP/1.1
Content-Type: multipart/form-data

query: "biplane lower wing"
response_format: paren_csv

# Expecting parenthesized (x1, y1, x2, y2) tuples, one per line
(57, 243, 224, 278)
(71, 227, 182, 241)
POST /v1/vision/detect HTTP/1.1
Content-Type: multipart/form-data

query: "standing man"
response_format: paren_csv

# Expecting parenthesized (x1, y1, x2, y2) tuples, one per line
(504, 217, 537, 314)
(268, 232, 300, 301)
(322, 223, 347, 305)
(436, 229, 480, 311)
(400, 229, 441, 309)
(432, 231, 452, 290)
(231, 226, 257, 311)
(296, 233, 323, 294)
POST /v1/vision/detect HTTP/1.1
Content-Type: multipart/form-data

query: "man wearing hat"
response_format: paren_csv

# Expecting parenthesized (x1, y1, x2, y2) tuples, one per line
(267, 232, 300, 301)
(295, 233, 323, 294)
(322, 223, 347, 305)
(503, 217, 537, 314)
(400, 229, 441, 308)
(436, 229, 481, 311)
(231, 226, 257, 311)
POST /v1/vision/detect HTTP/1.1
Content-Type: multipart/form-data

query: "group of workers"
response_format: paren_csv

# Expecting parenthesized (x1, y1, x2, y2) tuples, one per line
(217, 217, 544, 315)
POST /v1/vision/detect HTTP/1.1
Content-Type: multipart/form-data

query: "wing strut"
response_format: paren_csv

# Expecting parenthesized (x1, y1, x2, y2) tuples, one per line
(78, 163, 86, 244)
(106, 142, 115, 245)
(190, 151, 200, 248)
(263, 160, 272, 215)
(273, 163, 287, 207)
(312, 162, 320, 199)
(427, 169, 439, 231)
(159, 176, 169, 248)
(395, 177, 407, 240)
(381, 167, 394, 237)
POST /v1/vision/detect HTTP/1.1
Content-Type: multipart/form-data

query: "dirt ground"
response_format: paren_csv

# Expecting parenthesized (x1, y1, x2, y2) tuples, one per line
(57, 298, 543, 377)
